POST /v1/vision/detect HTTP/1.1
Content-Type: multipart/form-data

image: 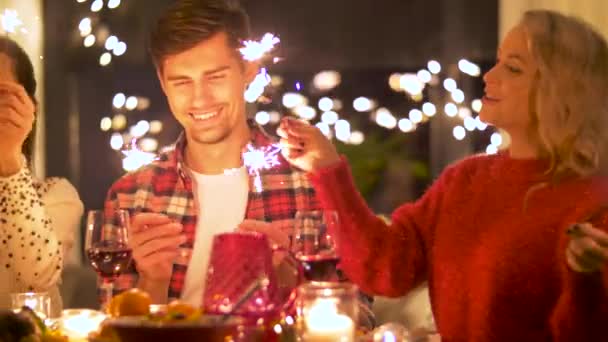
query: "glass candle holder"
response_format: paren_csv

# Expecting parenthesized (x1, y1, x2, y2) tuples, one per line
(296, 282, 358, 342)
(10, 292, 51, 320)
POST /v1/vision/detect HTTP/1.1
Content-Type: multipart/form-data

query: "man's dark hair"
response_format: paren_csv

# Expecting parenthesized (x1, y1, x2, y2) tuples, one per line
(149, 0, 251, 68)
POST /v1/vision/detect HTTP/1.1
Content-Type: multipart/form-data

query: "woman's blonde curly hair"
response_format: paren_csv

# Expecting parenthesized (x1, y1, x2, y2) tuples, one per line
(521, 10, 608, 180)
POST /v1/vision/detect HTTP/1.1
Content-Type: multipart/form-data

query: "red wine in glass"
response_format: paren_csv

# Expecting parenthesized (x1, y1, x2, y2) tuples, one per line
(85, 209, 131, 307)
(297, 254, 340, 281)
(87, 240, 132, 279)
(292, 210, 340, 282)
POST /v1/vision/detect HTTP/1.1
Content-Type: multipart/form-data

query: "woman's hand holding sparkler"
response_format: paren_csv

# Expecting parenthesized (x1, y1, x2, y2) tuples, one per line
(277, 117, 341, 172)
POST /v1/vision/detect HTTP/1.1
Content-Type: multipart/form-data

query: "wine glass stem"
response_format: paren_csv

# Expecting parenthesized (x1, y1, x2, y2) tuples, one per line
(102, 279, 114, 310)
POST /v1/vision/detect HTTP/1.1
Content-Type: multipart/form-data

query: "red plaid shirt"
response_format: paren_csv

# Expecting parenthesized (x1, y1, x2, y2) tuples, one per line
(103, 123, 320, 301)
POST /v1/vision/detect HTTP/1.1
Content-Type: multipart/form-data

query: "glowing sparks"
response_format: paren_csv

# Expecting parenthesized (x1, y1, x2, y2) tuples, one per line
(242, 143, 282, 192)
(1, 9, 22, 34)
(240, 33, 279, 103)
(239, 33, 280, 62)
(244, 67, 272, 103)
(243, 144, 282, 172)
(121, 139, 157, 172)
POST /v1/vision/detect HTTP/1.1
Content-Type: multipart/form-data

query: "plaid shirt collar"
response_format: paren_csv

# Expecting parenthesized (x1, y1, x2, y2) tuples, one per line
(157, 119, 279, 181)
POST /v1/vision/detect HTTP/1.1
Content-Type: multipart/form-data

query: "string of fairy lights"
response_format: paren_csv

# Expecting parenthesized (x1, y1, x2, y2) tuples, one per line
(250, 60, 505, 156)
(76, 0, 126, 66)
(73, 0, 159, 171)
(72, 0, 504, 172)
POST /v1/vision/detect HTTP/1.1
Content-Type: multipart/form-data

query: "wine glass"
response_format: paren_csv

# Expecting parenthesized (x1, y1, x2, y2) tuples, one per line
(85, 209, 132, 307)
(291, 210, 340, 282)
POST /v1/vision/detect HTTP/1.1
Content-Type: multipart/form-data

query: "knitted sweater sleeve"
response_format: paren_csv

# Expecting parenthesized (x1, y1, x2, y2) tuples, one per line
(549, 211, 608, 341)
(308, 156, 457, 297)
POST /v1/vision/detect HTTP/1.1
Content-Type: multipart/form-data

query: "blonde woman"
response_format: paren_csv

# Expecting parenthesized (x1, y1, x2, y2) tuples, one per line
(278, 10, 608, 342)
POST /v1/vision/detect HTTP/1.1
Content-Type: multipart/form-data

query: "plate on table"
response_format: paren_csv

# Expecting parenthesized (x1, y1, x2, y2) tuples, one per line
(101, 315, 253, 342)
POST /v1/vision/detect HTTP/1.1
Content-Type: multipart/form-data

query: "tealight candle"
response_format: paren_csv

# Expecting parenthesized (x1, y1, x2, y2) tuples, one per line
(60, 309, 107, 341)
(304, 299, 354, 342)
(296, 282, 359, 342)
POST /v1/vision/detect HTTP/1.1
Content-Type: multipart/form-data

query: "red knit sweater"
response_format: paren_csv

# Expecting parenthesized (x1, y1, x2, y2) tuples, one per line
(309, 153, 608, 342)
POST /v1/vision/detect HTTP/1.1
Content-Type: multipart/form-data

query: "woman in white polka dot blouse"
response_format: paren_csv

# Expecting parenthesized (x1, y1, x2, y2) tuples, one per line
(0, 36, 83, 317)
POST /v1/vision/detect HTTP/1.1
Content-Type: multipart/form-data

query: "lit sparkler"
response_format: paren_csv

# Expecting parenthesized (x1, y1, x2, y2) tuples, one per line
(239, 33, 280, 62)
(238, 32, 285, 191)
(242, 143, 282, 192)
(244, 67, 272, 103)
(240, 33, 280, 104)
(1, 9, 22, 34)
(121, 139, 157, 172)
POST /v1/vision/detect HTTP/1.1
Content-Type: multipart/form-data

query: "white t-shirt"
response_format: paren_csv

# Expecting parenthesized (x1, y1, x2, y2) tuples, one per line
(180, 166, 249, 307)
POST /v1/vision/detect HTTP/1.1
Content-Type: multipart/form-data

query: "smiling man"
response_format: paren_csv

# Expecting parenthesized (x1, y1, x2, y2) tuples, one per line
(101, 0, 322, 307)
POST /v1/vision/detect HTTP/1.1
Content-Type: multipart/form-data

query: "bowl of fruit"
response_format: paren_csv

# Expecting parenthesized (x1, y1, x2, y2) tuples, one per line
(103, 315, 246, 342)
(91, 289, 253, 342)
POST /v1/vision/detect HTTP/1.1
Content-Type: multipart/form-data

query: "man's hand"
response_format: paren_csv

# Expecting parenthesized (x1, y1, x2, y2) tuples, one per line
(237, 219, 293, 266)
(129, 213, 186, 303)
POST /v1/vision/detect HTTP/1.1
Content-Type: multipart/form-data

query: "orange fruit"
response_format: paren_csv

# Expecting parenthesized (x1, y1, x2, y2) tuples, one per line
(106, 293, 123, 317)
(115, 288, 151, 317)
(166, 300, 201, 320)
(41, 332, 69, 342)
(167, 300, 197, 317)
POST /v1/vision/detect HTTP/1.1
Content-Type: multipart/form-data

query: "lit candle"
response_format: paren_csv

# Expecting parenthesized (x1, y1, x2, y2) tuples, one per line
(60, 309, 107, 341)
(304, 299, 355, 342)
(24, 297, 38, 309)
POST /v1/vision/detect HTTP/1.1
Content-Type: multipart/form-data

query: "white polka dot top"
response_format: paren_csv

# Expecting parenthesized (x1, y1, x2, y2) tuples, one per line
(0, 162, 83, 316)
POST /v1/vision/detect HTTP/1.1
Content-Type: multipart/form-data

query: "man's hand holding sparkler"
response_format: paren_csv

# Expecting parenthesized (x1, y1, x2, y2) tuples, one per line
(237, 219, 291, 248)
(237, 219, 300, 288)
(237, 219, 291, 264)
(277, 117, 341, 172)
(130, 212, 187, 303)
